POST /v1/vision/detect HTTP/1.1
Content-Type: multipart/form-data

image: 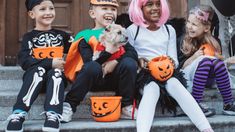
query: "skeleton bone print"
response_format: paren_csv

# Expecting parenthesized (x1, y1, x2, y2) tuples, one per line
(31, 32, 63, 48)
(50, 69, 62, 105)
(23, 67, 46, 106)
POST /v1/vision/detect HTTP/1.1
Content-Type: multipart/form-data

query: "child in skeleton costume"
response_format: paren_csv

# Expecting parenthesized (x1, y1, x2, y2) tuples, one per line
(178, 5, 235, 117)
(5, 0, 72, 132)
(127, 0, 214, 132)
(62, 0, 138, 123)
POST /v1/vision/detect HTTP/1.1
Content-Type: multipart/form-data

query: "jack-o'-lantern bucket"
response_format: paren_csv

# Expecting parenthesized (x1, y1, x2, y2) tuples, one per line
(90, 96, 122, 122)
(200, 43, 215, 56)
(148, 55, 174, 82)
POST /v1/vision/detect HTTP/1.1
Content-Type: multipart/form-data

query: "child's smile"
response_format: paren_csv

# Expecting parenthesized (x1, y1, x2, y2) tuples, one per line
(29, 0, 55, 30)
(104, 15, 115, 23)
(90, 5, 117, 29)
(186, 14, 206, 38)
(142, 0, 161, 25)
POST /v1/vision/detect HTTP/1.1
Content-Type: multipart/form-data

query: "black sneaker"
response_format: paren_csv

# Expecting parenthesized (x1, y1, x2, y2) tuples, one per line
(198, 102, 216, 117)
(223, 103, 235, 116)
(5, 111, 27, 132)
(42, 111, 62, 132)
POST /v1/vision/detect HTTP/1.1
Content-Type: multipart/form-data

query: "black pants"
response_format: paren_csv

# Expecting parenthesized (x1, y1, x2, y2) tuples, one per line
(65, 57, 137, 112)
(13, 66, 67, 114)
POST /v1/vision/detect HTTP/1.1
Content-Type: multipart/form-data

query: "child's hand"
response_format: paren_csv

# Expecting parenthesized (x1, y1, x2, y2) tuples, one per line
(138, 58, 149, 69)
(52, 58, 65, 70)
(102, 60, 118, 77)
(225, 56, 235, 64)
(215, 52, 224, 60)
(105, 44, 120, 54)
(193, 49, 204, 58)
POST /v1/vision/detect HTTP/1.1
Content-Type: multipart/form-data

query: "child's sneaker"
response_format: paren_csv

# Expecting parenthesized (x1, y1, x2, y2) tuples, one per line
(42, 111, 62, 132)
(61, 102, 73, 123)
(121, 105, 138, 120)
(223, 103, 235, 116)
(198, 102, 216, 117)
(5, 111, 27, 132)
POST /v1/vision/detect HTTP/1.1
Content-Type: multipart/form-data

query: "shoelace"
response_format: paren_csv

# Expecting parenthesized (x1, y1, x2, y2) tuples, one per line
(224, 103, 235, 110)
(40, 111, 63, 122)
(7, 112, 27, 122)
(229, 104, 235, 110)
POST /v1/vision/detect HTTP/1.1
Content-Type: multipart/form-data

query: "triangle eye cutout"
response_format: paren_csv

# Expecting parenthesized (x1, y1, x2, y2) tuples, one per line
(167, 65, 170, 69)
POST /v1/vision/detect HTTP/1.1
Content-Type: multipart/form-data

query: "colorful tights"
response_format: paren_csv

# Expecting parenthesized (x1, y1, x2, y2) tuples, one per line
(192, 58, 233, 105)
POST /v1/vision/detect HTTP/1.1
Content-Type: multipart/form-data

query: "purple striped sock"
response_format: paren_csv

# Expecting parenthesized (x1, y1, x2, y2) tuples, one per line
(213, 59, 234, 105)
(192, 58, 213, 102)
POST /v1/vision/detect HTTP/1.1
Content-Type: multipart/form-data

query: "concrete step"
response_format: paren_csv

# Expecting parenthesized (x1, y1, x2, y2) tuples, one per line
(1, 115, 235, 132)
(0, 80, 22, 91)
(0, 66, 23, 80)
(0, 66, 235, 122)
(1, 89, 233, 107)
(1, 89, 234, 121)
(0, 91, 115, 121)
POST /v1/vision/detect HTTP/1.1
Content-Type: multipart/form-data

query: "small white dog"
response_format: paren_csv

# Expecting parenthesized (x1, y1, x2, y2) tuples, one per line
(92, 23, 128, 61)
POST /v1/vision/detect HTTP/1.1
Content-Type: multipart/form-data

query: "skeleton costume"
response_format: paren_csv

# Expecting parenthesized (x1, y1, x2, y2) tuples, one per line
(13, 29, 72, 114)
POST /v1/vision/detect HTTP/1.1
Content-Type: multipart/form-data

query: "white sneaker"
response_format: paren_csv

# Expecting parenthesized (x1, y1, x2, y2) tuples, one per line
(61, 102, 73, 123)
(121, 105, 138, 120)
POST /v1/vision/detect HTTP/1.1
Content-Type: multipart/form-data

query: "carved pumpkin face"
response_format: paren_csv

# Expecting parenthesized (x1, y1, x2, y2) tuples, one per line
(148, 56, 174, 82)
(200, 43, 215, 56)
(90, 96, 122, 122)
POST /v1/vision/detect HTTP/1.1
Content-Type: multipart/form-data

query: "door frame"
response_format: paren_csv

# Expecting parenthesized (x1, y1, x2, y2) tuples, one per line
(0, 0, 19, 65)
(0, 0, 6, 65)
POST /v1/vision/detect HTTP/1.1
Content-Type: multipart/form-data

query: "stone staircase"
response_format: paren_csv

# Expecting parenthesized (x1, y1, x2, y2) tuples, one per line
(0, 66, 235, 132)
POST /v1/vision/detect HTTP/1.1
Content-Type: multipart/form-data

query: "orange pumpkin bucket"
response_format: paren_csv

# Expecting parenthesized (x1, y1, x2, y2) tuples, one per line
(33, 47, 64, 59)
(148, 56, 174, 82)
(90, 96, 122, 122)
(200, 43, 215, 56)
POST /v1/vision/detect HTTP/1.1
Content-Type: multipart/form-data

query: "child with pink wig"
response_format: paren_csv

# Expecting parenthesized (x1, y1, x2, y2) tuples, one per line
(127, 0, 214, 132)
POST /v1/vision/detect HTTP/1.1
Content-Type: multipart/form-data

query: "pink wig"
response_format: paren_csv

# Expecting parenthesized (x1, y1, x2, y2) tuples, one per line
(129, 0, 170, 27)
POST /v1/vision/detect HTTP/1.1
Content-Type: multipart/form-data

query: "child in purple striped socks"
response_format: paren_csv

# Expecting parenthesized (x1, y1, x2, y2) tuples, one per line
(179, 5, 235, 117)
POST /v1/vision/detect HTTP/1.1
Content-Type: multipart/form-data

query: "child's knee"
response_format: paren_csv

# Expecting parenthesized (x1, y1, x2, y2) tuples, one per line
(212, 58, 225, 66)
(199, 58, 213, 66)
(24, 66, 46, 78)
(167, 77, 184, 89)
(83, 61, 102, 76)
(47, 68, 63, 77)
(144, 82, 160, 94)
(119, 57, 137, 72)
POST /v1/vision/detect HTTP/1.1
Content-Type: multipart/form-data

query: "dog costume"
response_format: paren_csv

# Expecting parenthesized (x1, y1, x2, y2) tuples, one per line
(64, 28, 126, 82)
